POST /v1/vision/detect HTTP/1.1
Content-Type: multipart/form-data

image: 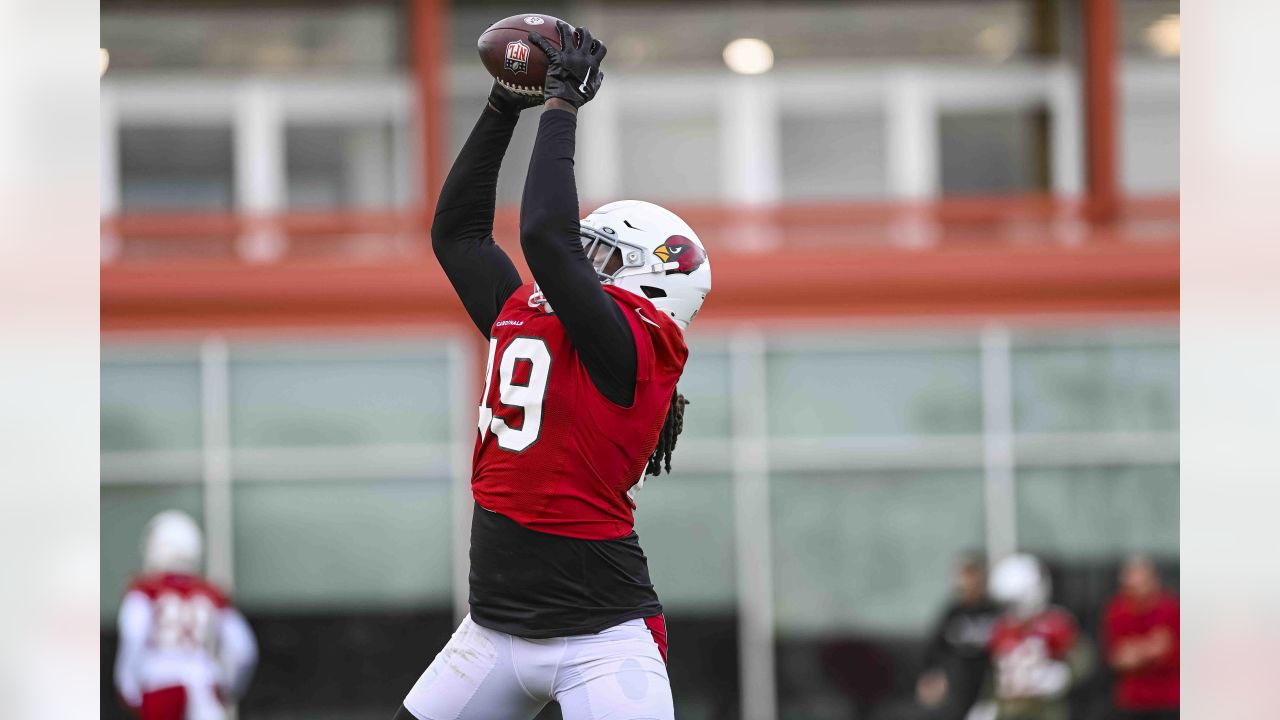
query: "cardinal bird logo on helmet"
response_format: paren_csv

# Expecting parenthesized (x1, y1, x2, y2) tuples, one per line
(652, 236, 706, 275)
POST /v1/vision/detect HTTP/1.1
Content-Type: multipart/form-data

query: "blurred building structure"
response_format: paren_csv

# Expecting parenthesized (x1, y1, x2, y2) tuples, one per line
(100, 2, 1178, 719)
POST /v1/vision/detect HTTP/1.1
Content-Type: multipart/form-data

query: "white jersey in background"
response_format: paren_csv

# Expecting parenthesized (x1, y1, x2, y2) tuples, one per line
(113, 572, 258, 720)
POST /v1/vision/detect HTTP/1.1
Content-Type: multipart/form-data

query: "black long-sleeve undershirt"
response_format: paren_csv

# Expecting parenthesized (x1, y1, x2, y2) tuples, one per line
(431, 107, 524, 335)
(519, 109, 637, 407)
(431, 105, 637, 407)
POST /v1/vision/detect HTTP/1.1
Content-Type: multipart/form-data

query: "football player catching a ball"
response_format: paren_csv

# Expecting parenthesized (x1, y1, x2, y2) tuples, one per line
(394, 19, 711, 720)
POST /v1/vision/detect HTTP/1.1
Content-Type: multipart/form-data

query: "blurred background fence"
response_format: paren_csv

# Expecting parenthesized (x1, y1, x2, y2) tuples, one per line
(100, 1, 1178, 719)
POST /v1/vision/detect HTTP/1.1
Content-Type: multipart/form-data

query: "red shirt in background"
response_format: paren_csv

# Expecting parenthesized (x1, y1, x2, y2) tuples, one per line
(988, 607, 1078, 700)
(1104, 591, 1179, 710)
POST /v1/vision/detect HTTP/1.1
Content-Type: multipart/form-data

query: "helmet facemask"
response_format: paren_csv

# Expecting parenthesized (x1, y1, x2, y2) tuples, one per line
(579, 225, 655, 283)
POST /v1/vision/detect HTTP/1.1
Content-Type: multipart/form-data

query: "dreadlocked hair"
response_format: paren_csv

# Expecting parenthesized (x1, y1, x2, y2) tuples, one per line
(646, 389, 689, 476)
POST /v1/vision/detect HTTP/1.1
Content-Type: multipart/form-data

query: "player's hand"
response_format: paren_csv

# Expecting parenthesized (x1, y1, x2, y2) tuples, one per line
(527, 21, 606, 109)
(916, 670, 948, 707)
(487, 81, 543, 117)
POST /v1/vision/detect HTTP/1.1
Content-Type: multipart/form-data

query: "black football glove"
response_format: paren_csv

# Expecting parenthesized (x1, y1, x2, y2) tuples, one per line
(487, 81, 544, 118)
(527, 21, 606, 109)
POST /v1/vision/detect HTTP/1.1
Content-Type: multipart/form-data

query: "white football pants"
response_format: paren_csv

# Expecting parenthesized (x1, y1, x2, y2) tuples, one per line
(402, 615, 673, 720)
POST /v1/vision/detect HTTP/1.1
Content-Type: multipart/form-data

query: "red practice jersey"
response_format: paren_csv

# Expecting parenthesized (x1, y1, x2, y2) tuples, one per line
(471, 283, 688, 540)
(127, 572, 231, 654)
(989, 607, 1079, 700)
(115, 571, 257, 719)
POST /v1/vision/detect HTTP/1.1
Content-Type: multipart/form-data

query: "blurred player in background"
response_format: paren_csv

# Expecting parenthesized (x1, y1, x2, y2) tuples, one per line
(974, 554, 1087, 720)
(913, 553, 1001, 720)
(1104, 554, 1179, 720)
(395, 20, 710, 720)
(113, 511, 258, 720)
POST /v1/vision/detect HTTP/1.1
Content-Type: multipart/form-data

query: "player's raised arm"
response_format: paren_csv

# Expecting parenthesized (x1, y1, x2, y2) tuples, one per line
(431, 83, 540, 337)
(519, 23, 638, 407)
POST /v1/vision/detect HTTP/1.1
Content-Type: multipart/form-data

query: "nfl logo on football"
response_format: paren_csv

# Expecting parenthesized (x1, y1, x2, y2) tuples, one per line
(504, 39, 530, 75)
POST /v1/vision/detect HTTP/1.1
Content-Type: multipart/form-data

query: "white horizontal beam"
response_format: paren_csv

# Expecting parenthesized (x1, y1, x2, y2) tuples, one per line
(770, 435, 984, 471)
(102, 451, 204, 484)
(1013, 432, 1180, 467)
(106, 76, 410, 124)
(231, 444, 454, 481)
(101, 443, 454, 484)
(101, 430, 1179, 487)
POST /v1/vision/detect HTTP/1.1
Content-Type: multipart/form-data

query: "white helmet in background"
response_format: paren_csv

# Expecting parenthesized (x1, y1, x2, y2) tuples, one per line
(142, 510, 204, 574)
(990, 553, 1050, 619)
(579, 200, 711, 330)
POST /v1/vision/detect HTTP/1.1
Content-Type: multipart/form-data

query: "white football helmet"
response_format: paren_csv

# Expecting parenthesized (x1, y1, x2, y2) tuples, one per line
(142, 510, 204, 574)
(578, 200, 711, 330)
(989, 553, 1050, 619)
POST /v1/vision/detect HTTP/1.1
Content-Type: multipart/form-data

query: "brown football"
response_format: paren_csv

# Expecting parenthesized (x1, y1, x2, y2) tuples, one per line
(477, 13, 565, 97)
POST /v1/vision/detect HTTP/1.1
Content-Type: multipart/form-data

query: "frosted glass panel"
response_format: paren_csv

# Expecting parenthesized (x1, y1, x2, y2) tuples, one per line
(101, 360, 203, 453)
(233, 478, 453, 609)
(1017, 465, 1178, 559)
(229, 347, 450, 448)
(1012, 341, 1179, 433)
(677, 342, 731, 440)
(633, 475, 735, 610)
(772, 471, 985, 634)
(767, 344, 982, 437)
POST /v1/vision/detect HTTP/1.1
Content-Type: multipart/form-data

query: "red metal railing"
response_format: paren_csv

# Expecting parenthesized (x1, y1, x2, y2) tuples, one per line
(101, 195, 1177, 265)
(100, 196, 1178, 332)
